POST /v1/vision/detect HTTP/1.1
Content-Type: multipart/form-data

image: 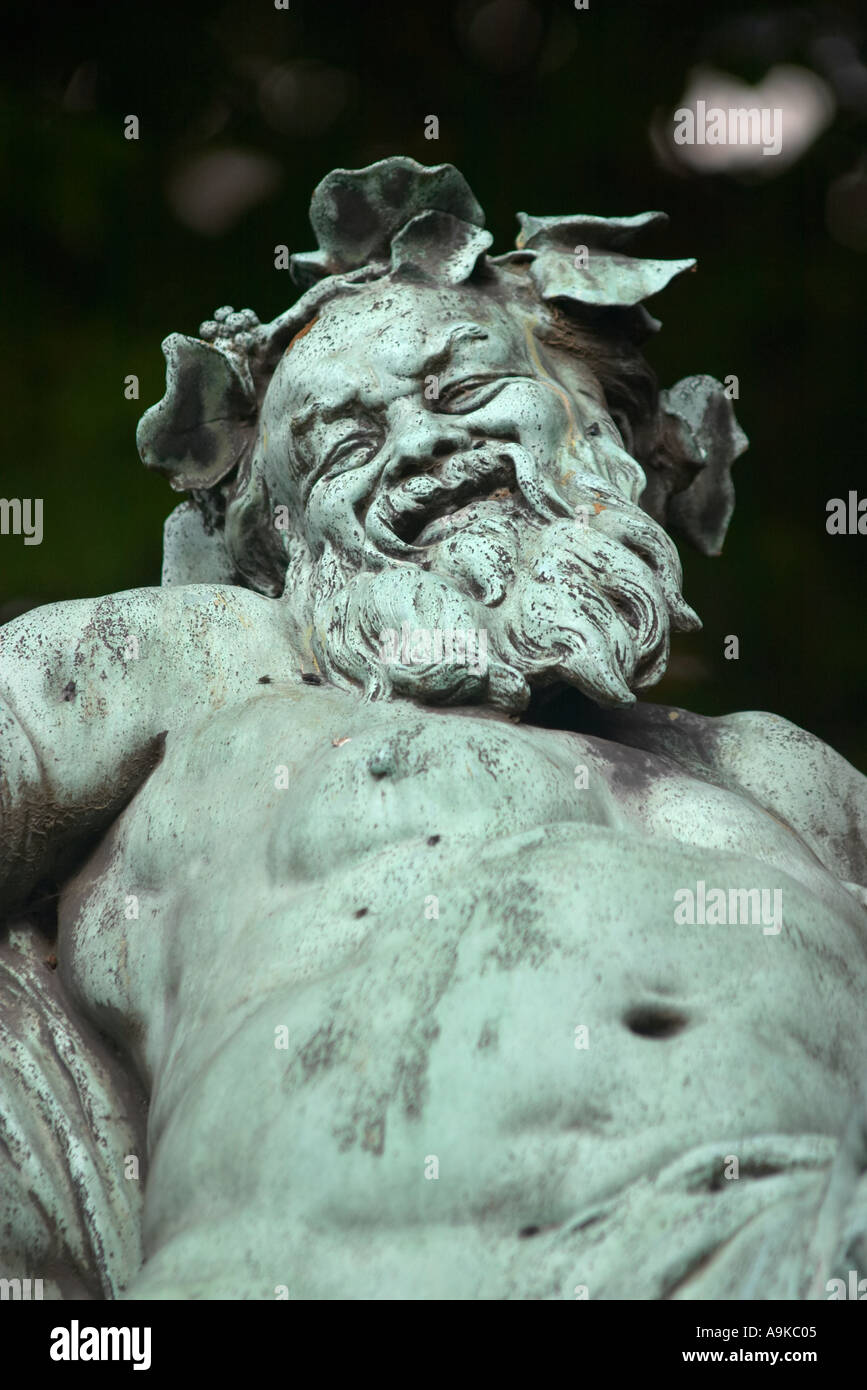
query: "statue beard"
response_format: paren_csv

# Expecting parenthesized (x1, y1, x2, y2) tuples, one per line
(283, 440, 701, 713)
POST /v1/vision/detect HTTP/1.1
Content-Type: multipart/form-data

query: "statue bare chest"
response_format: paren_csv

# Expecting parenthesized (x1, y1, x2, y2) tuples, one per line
(58, 688, 862, 1091)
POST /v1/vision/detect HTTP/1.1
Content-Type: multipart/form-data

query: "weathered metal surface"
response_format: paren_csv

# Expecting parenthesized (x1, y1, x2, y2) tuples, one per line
(1, 159, 864, 1300)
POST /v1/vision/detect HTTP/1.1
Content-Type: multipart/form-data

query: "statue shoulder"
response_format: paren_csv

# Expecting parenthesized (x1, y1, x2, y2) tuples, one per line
(618, 703, 866, 891)
(0, 584, 310, 912)
(578, 701, 866, 891)
(0, 582, 302, 714)
(706, 709, 867, 890)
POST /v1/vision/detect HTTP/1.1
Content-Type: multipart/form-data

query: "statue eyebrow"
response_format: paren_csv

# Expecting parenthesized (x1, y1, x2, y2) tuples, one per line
(422, 323, 489, 374)
(291, 395, 367, 437)
(289, 323, 490, 437)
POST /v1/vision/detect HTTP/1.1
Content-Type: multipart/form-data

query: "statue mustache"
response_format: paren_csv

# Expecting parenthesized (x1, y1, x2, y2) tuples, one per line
(356, 439, 687, 622)
(361, 442, 573, 560)
(288, 428, 702, 711)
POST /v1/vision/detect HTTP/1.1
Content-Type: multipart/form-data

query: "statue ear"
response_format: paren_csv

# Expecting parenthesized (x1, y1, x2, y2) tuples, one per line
(650, 375, 748, 556)
(136, 334, 257, 492)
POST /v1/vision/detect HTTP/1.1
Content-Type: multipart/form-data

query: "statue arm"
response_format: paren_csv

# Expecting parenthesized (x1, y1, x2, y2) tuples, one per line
(0, 583, 286, 917)
(0, 592, 171, 916)
(0, 592, 166, 1296)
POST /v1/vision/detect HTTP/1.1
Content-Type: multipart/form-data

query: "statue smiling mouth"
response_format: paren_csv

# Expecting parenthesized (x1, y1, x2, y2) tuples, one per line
(378, 448, 520, 550)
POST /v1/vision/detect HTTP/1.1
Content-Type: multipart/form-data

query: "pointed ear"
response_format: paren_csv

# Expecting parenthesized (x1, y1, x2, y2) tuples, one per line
(136, 334, 257, 492)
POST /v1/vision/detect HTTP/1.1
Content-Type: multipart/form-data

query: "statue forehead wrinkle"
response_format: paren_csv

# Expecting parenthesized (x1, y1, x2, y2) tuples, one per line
(270, 301, 513, 435)
(305, 318, 489, 384)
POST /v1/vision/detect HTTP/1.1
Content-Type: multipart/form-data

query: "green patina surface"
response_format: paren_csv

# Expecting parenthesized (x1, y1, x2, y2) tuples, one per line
(1, 160, 865, 1301)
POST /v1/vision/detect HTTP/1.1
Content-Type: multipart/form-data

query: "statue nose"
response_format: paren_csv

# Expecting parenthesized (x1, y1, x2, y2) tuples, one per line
(384, 410, 466, 483)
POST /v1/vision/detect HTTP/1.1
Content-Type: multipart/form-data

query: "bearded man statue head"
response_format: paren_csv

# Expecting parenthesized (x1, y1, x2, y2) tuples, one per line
(137, 157, 747, 713)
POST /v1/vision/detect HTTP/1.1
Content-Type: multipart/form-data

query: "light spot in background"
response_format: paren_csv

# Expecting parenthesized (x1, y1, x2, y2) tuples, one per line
(654, 64, 835, 176)
(457, 0, 543, 74)
(258, 61, 351, 137)
(166, 148, 282, 236)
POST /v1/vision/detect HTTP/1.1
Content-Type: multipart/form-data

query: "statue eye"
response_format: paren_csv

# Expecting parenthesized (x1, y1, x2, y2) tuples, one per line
(436, 377, 509, 414)
(325, 432, 380, 470)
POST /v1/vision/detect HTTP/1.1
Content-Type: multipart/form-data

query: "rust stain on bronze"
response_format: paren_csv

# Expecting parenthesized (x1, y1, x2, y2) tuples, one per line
(285, 317, 319, 354)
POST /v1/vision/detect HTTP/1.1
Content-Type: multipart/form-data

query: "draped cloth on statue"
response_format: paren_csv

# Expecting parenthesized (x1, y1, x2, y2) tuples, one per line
(0, 924, 145, 1299)
(525, 1126, 867, 1300)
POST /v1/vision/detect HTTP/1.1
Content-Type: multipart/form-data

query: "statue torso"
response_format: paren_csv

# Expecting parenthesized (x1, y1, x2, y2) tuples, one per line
(57, 684, 867, 1297)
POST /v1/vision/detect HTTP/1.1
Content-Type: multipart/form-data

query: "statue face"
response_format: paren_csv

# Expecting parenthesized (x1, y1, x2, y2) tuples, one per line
(256, 278, 698, 712)
(260, 280, 641, 562)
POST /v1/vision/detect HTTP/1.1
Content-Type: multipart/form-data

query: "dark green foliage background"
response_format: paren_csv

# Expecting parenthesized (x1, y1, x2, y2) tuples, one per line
(2, 0, 865, 765)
